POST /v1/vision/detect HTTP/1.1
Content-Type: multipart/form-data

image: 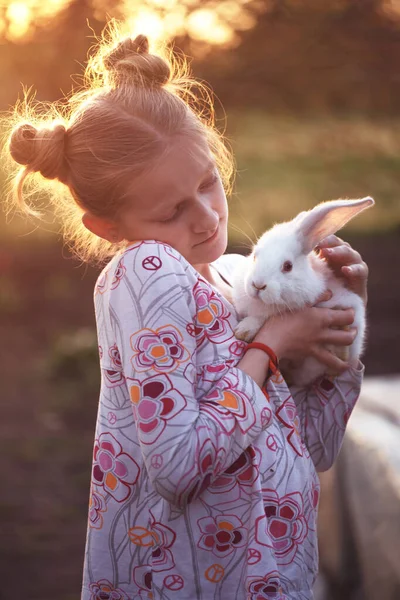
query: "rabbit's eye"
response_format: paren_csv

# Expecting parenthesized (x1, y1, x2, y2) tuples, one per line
(282, 261, 293, 273)
(253, 253, 257, 262)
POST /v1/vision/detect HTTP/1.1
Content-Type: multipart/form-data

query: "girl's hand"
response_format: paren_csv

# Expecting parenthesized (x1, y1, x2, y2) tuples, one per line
(316, 234, 369, 306)
(254, 292, 356, 374)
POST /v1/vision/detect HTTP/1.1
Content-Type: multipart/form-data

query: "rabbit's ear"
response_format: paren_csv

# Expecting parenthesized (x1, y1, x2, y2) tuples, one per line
(295, 197, 374, 253)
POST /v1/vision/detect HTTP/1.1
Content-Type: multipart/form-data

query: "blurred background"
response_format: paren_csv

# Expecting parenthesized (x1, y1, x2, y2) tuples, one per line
(0, 1, 399, 599)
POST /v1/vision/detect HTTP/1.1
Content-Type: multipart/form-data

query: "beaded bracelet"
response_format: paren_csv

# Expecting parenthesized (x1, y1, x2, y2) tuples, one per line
(245, 341, 279, 375)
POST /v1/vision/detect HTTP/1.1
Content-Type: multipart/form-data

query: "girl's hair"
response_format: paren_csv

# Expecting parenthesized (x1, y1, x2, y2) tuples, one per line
(3, 23, 234, 264)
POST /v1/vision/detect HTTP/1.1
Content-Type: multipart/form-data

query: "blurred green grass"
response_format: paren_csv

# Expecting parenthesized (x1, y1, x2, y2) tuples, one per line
(2, 112, 400, 245)
(226, 112, 400, 245)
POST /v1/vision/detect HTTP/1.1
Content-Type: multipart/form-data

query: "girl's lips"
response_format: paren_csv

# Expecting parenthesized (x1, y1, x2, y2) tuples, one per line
(197, 226, 219, 245)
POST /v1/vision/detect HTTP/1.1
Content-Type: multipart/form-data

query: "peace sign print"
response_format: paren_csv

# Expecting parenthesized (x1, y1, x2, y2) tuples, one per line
(142, 256, 162, 271)
(247, 547, 261, 565)
(151, 454, 163, 469)
(128, 526, 154, 547)
(164, 574, 184, 590)
(205, 563, 225, 583)
(266, 434, 278, 451)
(229, 340, 246, 357)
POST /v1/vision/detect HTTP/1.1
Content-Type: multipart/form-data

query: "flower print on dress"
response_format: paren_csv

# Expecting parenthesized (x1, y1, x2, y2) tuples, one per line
(197, 360, 235, 383)
(95, 270, 108, 295)
(202, 370, 256, 435)
(187, 278, 233, 348)
(332, 399, 352, 431)
(89, 578, 129, 600)
(246, 571, 285, 600)
(255, 490, 308, 565)
(104, 369, 125, 388)
(162, 243, 182, 262)
(108, 344, 122, 369)
(88, 488, 107, 529)
(133, 565, 153, 600)
(128, 517, 177, 572)
(276, 396, 305, 457)
(111, 259, 126, 290)
(131, 325, 190, 374)
(150, 515, 177, 572)
(209, 446, 260, 500)
(177, 429, 227, 505)
(92, 432, 140, 502)
(198, 514, 247, 558)
(129, 374, 187, 445)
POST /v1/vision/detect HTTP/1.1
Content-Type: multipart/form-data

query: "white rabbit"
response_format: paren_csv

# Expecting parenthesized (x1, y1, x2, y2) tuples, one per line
(231, 197, 374, 386)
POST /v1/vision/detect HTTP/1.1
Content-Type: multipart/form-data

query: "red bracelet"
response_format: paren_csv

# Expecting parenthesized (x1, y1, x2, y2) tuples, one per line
(245, 342, 279, 375)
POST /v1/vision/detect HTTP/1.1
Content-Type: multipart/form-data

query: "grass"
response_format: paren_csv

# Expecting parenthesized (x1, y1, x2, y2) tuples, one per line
(225, 111, 400, 245)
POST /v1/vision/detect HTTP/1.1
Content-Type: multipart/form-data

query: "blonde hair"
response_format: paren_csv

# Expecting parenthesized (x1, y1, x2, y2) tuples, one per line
(3, 23, 235, 264)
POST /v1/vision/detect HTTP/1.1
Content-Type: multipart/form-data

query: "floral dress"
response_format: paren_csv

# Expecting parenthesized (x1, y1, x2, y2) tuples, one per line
(81, 240, 364, 600)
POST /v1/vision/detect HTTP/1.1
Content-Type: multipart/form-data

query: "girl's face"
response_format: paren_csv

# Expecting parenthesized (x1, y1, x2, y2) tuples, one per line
(117, 136, 229, 268)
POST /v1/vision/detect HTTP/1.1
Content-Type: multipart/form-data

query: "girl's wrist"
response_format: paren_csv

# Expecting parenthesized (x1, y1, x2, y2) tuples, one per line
(253, 327, 287, 361)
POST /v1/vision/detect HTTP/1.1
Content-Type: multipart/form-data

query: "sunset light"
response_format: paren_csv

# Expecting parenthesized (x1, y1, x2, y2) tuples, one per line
(0, 0, 261, 46)
(0, 0, 72, 42)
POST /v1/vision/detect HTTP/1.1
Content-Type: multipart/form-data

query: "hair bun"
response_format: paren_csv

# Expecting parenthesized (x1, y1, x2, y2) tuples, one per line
(103, 34, 170, 88)
(9, 122, 68, 182)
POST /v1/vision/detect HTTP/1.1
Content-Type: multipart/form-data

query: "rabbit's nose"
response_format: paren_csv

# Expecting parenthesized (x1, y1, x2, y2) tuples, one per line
(252, 281, 267, 291)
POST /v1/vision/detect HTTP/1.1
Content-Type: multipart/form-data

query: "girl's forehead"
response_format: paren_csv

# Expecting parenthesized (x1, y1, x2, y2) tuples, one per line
(133, 137, 215, 207)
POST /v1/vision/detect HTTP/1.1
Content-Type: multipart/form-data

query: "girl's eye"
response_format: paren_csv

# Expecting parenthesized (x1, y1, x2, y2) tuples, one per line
(282, 261, 293, 273)
(161, 205, 182, 223)
(200, 173, 218, 191)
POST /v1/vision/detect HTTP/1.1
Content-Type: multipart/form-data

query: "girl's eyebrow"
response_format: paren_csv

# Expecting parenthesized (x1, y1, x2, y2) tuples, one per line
(151, 161, 217, 211)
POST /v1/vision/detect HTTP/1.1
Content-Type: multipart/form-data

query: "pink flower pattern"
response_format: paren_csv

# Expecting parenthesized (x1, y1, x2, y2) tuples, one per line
(92, 432, 140, 502)
(276, 397, 305, 457)
(187, 278, 233, 347)
(128, 374, 187, 445)
(255, 490, 308, 565)
(88, 488, 107, 530)
(198, 514, 247, 557)
(111, 259, 126, 289)
(130, 325, 190, 373)
(246, 571, 286, 599)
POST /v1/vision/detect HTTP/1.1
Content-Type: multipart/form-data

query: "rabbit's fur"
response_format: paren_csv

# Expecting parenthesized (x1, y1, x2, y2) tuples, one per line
(232, 197, 374, 386)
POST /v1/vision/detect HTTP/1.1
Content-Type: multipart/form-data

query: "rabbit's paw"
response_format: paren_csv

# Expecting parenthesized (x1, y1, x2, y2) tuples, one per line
(235, 316, 265, 342)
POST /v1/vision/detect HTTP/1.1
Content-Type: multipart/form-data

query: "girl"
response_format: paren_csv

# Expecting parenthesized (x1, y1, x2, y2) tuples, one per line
(5, 26, 367, 600)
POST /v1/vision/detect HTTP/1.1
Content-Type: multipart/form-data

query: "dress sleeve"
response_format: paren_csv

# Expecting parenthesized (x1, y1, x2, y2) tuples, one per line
(289, 362, 365, 471)
(107, 242, 272, 507)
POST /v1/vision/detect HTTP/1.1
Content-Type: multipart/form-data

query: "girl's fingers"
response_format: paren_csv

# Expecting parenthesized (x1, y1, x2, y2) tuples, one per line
(313, 289, 333, 305)
(311, 346, 349, 373)
(326, 307, 355, 328)
(321, 327, 357, 346)
(342, 262, 369, 279)
(316, 235, 347, 249)
(319, 244, 362, 266)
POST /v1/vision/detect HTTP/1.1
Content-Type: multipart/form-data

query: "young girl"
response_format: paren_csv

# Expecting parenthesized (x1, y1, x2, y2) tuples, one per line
(6, 26, 367, 600)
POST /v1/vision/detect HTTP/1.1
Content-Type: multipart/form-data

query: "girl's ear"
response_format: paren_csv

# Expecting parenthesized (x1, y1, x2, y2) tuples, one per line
(82, 212, 123, 243)
(295, 197, 374, 253)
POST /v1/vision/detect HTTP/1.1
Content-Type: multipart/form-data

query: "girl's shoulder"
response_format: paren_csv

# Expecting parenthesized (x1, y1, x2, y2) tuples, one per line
(94, 239, 197, 295)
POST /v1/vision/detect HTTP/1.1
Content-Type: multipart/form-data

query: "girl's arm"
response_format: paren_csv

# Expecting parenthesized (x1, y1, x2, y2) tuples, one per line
(289, 363, 364, 471)
(105, 242, 275, 508)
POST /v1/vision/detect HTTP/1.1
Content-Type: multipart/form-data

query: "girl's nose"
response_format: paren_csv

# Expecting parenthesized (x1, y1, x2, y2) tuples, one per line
(192, 206, 219, 233)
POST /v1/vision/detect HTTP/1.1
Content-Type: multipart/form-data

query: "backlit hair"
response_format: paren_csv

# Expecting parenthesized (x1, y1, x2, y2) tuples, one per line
(3, 22, 235, 264)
